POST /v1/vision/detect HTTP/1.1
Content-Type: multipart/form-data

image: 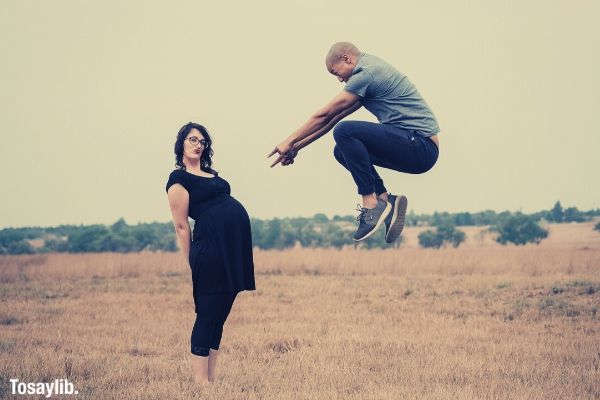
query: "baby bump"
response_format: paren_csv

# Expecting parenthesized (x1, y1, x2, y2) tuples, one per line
(215, 197, 251, 228)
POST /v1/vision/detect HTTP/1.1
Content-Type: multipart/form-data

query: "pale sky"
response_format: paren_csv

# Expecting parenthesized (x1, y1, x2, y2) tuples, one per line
(1, 0, 599, 228)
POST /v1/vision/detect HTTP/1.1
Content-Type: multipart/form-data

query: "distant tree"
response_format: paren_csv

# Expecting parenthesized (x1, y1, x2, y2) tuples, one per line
(563, 207, 586, 223)
(432, 211, 452, 227)
(332, 215, 354, 223)
(497, 210, 512, 223)
(46, 224, 80, 237)
(582, 209, 600, 219)
(289, 217, 311, 246)
(111, 218, 128, 233)
(405, 210, 418, 226)
(0, 229, 27, 253)
(161, 236, 178, 252)
(550, 201, 564, 223)
(41, 238, 69, 253)
(418, 230, 444, 249)
(323, 223, 352, 248)
(529, 210, 549, 222)
(438, 223, 467, 247)
(492, 214, 548, 245)
(259, 218, 295, 249)
(297, 222, 319, 247)
(271, 220, 285, 249)
(313, 213, 328, 223)
(472, 210, 498, 226)
(360, 227, 404, 249)
(0, 227, 44, 253)
(418, 222, 466, 249)
(415, 212, 433, 226)
(130, 224, 160, 250)
(279, 226, 296, 249)
(264, 218, 282, 249)
(66, 225, 110, 252)
(453, 212, 474, 226)
(97, 232, 140, 252)
(2, 240, 35, 255)
(250, 218, 266, 248)
(7, 203, 600, 254)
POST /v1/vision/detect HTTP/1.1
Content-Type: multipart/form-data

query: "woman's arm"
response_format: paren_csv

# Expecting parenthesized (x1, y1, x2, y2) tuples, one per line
(167, 184, 191, 264)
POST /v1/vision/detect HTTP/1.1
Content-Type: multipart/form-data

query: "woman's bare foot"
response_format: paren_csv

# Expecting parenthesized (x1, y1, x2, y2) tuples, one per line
(191, 355, 210, 384)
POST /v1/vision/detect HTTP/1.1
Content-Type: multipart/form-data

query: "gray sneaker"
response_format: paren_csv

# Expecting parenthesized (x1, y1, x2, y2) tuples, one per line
(353, 199, 391, 241)
(384, 194, 408, 243)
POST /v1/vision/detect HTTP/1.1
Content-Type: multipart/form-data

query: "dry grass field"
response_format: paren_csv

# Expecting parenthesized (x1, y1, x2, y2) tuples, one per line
(1, 222, 600, 399)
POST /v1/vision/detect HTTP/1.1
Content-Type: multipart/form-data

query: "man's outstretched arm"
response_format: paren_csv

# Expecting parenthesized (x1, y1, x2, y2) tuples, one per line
(276, 102, 362, 167)
(267, 91, 360, 163)
(294, 101, 361, 150)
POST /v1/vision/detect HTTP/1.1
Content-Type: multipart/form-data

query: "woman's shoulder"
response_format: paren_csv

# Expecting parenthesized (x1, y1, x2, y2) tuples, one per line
(165, 169, 188, 193)
(168, 168, 185, 177)
(167, 168, 188, 181)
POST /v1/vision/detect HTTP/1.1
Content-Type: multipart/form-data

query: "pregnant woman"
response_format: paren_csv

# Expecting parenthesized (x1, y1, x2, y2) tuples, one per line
(165, 122, 255, 384)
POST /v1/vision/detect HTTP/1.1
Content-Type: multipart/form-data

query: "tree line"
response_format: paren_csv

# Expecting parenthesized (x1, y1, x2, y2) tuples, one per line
(1, 201, 598, 254)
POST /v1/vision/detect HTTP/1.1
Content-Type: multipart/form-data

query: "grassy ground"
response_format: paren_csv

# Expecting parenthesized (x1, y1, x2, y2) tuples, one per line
(1, 222, 599, 399)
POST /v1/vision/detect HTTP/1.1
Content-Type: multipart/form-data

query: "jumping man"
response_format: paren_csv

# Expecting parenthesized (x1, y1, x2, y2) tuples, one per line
(268, 42, 440, 242)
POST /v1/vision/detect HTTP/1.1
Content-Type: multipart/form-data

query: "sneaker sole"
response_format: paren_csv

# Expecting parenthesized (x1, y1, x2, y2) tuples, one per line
(353, 201, 392, 242)
(385, 195, 407, 243)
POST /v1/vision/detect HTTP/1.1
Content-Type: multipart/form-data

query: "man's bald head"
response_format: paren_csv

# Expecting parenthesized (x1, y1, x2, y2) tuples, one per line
(325, 42, 361, 68)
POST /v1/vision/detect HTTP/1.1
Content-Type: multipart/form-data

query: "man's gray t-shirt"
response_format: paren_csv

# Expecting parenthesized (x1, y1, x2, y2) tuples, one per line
(344, 53, 440, 136)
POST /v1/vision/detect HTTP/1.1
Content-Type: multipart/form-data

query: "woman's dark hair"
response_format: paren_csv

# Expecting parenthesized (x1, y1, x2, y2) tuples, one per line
(173, 122, 216, 174)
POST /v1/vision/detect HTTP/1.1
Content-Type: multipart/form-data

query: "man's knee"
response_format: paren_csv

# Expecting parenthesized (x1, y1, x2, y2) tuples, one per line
(332, 120, 355, 143)
(333, 145, 345, 165)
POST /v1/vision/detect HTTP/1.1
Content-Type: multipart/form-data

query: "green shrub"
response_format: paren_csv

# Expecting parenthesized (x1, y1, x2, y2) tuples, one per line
(418, 223, 466, 249)
(549, 201, 564, 222)
(3, 240, 35, 255)
(492, 214, 548, 245)
(418, 230, 443, 248)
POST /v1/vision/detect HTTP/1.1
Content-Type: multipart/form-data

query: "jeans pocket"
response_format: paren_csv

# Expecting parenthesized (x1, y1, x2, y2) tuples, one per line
(411, 130, 424, 146)
(412, 133, 438, 173)
(385, 127, 415, 146)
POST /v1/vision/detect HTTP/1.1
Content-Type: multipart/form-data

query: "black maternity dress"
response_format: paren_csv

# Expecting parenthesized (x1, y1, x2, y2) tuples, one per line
(165, 168, 255, 356)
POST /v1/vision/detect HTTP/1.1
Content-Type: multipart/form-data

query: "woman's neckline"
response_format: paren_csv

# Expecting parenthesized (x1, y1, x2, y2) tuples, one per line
(181, 169, 216, 179)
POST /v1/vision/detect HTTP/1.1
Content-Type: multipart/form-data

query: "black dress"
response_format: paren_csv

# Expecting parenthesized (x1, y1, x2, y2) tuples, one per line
(165, 168, 255, 311)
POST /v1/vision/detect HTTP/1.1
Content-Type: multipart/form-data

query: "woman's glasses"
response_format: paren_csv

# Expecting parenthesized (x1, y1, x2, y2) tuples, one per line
(186, 137, 208, 146)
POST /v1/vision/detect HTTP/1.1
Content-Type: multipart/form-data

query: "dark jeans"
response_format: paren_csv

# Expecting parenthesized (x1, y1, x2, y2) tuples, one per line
(333, 120, 439, 195)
